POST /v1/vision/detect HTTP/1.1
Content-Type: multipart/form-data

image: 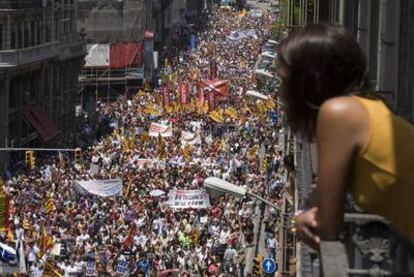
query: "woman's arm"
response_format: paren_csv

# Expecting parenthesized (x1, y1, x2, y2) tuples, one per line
(316, 96, 369, 240)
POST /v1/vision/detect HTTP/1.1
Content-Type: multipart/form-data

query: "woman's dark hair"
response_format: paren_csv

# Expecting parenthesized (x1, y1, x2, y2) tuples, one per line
(278, 24, 371, 139)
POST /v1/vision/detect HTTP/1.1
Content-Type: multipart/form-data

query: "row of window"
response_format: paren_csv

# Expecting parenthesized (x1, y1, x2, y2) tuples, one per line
(0, 14, 74, 50)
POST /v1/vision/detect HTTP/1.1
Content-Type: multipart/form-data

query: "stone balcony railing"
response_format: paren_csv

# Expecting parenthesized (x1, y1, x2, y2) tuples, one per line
(295, 141, 414, 277)
(0, 0, 46, 9)
(320, 213, 414, 276)
(0, 39, 86, 67)
(0, 42, 59, 67)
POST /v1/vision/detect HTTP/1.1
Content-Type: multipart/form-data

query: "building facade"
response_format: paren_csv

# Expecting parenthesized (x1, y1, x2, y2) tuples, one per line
(0, 0, 86, 172)
(283, 0, 414, 122)
(77, 0, 151, 107)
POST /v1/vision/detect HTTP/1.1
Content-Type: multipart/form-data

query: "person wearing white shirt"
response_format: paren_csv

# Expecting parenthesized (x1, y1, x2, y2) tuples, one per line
(219, 227, 230, 245)
(267, 235, 277, 259)
(29, 262, 43, 277)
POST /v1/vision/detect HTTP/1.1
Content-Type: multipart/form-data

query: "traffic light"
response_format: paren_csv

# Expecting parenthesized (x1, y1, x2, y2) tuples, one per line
(253, 255, 263, 276)
(25, 150, 35, 170)
(75, 148, 82, 164)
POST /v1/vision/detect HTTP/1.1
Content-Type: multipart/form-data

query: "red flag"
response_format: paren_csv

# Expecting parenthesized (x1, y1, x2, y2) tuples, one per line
(184, 82, 190, 104)
(123, 224, 137, 249)
(179, 82, 189, 105)
(207, 90, 215, 111)
(162, 85, 170, 107)
(210, 60, 218, 79)
(199, 81, 205, 107)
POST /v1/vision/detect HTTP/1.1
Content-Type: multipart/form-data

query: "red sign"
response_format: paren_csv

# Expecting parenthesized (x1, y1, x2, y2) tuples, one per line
(207, 90, 215, 111)
(110, 42, 143, 68)
(144, 31, 154, 39)
(162, 85, 170, 107)
(201, 78, 229, 103)
(179, 82, 190, 105)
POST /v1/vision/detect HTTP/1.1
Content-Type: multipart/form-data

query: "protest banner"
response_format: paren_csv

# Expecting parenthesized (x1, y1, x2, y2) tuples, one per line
(74, 179, 123, 198)
(149, 122, 173, 137)
(135, 159, 152, 168)
(167, 189, 210, 209)
(181, 130, 202, 146)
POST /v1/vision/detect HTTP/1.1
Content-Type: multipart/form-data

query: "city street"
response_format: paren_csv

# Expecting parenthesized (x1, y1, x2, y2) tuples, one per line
(0, 0, 285, 276)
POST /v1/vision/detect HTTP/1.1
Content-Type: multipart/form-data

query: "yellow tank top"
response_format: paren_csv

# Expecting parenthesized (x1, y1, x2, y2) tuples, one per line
(350, 96, 414, 243)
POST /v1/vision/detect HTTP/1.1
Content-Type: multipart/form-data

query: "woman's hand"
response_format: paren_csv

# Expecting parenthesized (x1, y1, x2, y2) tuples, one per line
(294, 207, 320, 249)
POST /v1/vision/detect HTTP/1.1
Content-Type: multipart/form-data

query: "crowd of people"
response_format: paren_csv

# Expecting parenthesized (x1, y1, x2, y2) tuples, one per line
(3, 5, 287, 277)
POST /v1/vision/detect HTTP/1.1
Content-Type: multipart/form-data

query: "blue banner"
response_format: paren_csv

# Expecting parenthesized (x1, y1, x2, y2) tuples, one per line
(190, 34, 196, 50)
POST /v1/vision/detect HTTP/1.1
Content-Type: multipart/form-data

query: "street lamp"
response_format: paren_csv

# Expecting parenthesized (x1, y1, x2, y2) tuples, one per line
(204, 177, 282, 211)
(255, 69, 275, 79)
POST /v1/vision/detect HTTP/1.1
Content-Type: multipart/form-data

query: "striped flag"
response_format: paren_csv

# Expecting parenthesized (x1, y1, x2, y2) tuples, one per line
(256, 102, 267, 114)
(182, 145, 192, 161)
(141, 132, 150, 144)
(43, 261, 62, 277)
(248, 145, 259, 160)
(157, 135, 166, 160)
(45, 197, 55, 214)
(261, 157, 269, 173)
(225, 107, 238, 120)
(242, 104, 251, 114)
(38, 223, 53, 258)
(22, 217, 30, 231)
(265, 99, 276, 111)
(209, 110, 224, 123)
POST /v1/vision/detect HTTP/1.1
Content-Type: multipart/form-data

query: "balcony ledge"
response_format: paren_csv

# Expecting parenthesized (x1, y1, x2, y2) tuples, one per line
(0, 40, 86, 67)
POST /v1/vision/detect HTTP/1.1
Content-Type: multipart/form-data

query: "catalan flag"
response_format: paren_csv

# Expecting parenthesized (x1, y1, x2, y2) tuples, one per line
(248, 145, 259, 160)
(141, 132, 150, 144)
(256, 101, 267, 114)
(265, 99, 276, 111)
(209, 110, 224, 123)
(38, 223, 53, 258)
(23, 217, 30, 231)
(124, 181, 133, 198)
(182, 145, 192, 161)
(43, 261, 62, 277)
(202, 102, 209, 114)
(226, 107, 238, 120)
(157, 135, 166, 160)
(261, 157, 269, 173)
(165, 105, 173, 114)
(242, 104, 252, 114)
(45, 197, 55, 214)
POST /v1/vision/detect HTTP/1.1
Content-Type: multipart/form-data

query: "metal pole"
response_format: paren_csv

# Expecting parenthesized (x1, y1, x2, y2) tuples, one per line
(247, 190, 282, 211)
(0, 148, 78, 152)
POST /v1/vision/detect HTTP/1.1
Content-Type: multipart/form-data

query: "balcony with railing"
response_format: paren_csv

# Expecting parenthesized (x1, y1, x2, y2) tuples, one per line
(0, 42, 59, 67)
(295, 142, 414, 277)
(0, 38, 85, 67)
(0, 0, 46, 9)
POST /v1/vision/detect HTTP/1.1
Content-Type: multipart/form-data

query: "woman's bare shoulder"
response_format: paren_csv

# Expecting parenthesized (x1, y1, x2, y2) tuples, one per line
(317, 96, 369, 146)
(319, 96, 368, 126)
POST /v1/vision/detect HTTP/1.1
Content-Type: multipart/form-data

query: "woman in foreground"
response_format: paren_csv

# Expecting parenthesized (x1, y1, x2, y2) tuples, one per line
(278, 24, 414, 248)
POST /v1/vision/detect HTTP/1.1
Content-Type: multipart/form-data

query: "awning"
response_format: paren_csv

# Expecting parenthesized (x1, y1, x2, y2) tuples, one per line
(23, 105, 61, 141)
